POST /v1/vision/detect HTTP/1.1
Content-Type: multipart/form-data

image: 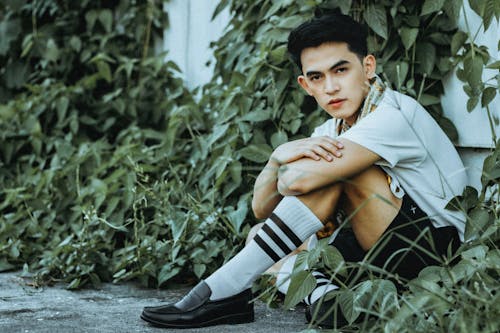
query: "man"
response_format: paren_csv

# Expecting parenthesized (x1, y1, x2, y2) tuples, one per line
(140, 12, 467, 329)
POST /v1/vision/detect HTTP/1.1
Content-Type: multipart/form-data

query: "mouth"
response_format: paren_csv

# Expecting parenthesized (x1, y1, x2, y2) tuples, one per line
(328, 98, 346, 108)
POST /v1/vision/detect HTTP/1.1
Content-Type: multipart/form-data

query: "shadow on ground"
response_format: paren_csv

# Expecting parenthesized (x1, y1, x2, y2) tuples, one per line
(0, 271, 308, 333)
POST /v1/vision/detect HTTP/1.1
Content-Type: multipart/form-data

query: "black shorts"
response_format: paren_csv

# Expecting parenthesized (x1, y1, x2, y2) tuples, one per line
(330, 193, 461, 284)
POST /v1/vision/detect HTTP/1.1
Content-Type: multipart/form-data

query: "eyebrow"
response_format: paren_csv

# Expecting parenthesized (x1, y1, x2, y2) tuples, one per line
(305, 60, 350, 77)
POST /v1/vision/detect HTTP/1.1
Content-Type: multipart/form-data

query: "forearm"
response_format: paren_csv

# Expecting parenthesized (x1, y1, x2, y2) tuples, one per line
(252, 159, 283, 219)
(277, 139, 381, 195)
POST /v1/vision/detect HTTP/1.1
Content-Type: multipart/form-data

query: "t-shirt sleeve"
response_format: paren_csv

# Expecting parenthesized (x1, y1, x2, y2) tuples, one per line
(339, 106, 423, 167)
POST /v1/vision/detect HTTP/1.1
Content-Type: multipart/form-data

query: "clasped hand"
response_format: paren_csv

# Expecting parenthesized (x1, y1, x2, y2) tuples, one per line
(270, 136, 344, 165)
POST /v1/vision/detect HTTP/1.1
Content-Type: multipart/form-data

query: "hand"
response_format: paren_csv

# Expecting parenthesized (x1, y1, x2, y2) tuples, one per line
(270, 136, 344, 165)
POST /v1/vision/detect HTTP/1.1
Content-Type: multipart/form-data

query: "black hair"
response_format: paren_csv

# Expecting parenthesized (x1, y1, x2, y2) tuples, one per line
(287, 11, 368, 69)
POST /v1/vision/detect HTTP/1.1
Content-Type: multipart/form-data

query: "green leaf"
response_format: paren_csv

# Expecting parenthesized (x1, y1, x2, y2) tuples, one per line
(85, 10, 98, 31)
(158, 263, 181, 286)
(269, 45, 287, 63)
(67, 278, 81, 290)
(463, 55, 484, 90)
(44, 38, 60, 62)
(276, 15, 304, 29)
(421, 0, 446, 16)
(98, 10, 113, 33)
(437, 116, 458, 142)
(283, 270, 316, 309)
(466, 96, 479, 112)
(227, 198, 248, 234)
(465, 208, 491, 240)
(169, 217, 187, 244)
(69, 36, 82, 52)
(270, 131, 288, 148)
(443, 0, 463, 23)
(4, 61, 28, 89)
(97, 61, 112, 82)
(193, 263, 206, 278)
(229, 161, 242, 185)
(451, 31, 468, 54)
(364, 3, 388, 39)
(461, 245, 488, 261)
(56, 96, 70, 124)
(322, 246, 345, 274)
(419, 94, 440, 106)
(339, 290, 359, 323)
(239, 144, 273, 163)
(240, 110, 270, 122)
(399, 27, 419, 50)
(481, 87, 496, 107)
(416, 42, 436, 75)
(0, 18, 21, 56)
(212, 0, 230, 20)
(468, 0, 486, 19)
(486, 60, 500, 69)
(208, 123, 229, 146)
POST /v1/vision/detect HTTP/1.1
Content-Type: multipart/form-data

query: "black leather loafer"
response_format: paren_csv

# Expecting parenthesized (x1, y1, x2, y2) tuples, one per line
(305, 292, 348, 329)
(140, 281, 254, 328)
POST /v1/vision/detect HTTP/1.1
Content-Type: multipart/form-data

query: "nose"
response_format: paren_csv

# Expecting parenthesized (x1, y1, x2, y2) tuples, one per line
(324, 75, 340, 94)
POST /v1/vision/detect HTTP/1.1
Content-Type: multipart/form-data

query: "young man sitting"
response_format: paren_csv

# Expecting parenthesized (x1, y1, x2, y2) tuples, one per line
(140, 12, 467, 329)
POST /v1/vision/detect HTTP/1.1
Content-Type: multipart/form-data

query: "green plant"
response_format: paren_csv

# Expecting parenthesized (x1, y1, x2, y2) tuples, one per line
(0, 0, 246, 288)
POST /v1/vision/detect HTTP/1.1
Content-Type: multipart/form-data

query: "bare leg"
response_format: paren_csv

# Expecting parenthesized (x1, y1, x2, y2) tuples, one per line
(247, 166, 401, 273)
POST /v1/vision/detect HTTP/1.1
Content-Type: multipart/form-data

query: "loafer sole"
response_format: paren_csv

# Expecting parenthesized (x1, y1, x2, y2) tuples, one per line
(140, 310, 254, 328)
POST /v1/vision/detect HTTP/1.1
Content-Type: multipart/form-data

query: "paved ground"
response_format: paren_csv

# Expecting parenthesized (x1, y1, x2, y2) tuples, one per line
(0, 271, 311, 333)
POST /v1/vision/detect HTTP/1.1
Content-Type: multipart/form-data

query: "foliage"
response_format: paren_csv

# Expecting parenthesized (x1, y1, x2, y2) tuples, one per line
(0, 0, 245, 288)
(0, 0, 499, 331)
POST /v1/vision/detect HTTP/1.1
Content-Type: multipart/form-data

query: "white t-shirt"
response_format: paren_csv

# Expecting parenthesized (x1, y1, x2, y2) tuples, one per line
(311, 88, 468, 241)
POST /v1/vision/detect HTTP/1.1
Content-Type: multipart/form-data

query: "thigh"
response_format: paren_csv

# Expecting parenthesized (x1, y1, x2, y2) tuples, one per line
(342, 166, 402, 250)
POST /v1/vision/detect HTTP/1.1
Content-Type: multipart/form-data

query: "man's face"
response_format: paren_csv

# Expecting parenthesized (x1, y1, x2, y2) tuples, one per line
(297, 42, 375, 126)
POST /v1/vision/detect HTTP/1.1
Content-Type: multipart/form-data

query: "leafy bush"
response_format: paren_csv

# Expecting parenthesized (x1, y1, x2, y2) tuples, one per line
(1, 2, 499, 331)
(0, 0, 245, 288)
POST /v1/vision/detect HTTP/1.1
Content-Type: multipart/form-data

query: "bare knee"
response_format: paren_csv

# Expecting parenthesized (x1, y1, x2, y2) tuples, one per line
(344, 166, 396, 204)
(296, 182, 344, 222)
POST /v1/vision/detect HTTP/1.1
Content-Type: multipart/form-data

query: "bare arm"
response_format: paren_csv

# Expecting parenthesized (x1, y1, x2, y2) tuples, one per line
(251, 136, 344, 219)
(277, 138, 381, 196)
(252, 159, 282, 219)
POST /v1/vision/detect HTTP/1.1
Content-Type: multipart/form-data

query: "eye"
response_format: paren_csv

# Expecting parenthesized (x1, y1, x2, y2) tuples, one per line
(335, 67, 347, 74)
(309, 74, 321, 81)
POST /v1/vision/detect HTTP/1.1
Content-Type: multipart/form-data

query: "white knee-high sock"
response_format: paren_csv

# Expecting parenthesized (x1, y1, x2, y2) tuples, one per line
(205, 196, 323, 300)
(276, 254, 338, 306)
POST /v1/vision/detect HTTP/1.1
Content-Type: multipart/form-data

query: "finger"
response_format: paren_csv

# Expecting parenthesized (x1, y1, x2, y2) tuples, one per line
(318, 141, 342, 157)
(312, 146, 334, 161)
(303, 151, 321, 161)
(321, 136, 344, 149)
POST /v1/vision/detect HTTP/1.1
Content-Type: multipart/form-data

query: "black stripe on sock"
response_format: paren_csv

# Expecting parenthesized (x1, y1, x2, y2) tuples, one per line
(315, 281, 330, 288)
(269, 213, 303, 248)
(254, 234, 281, 262)
(261, 224, 293, 255)
(305, 281, 331, 305)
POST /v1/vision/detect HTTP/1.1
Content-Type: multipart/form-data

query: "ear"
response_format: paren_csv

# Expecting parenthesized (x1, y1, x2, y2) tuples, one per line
(297, 75, 313, 96)
(363, 55, 376, 78)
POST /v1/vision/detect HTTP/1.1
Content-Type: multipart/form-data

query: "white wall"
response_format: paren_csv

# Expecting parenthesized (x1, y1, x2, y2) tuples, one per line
(441, 1, 500, 148)
(163, 0, 230, 90)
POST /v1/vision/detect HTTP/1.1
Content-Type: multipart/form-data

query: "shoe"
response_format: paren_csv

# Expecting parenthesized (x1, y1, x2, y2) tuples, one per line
(140, 280, 254, 328)
(305, 292, 348, 329)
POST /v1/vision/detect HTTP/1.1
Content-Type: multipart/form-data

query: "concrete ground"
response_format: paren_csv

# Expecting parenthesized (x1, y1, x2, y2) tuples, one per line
(0, 271, 310, 333)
